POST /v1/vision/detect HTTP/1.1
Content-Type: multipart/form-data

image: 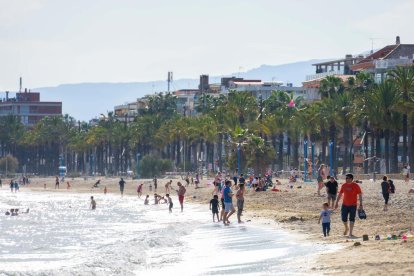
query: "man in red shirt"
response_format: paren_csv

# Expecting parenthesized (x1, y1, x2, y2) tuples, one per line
(335, 173, 363, 238)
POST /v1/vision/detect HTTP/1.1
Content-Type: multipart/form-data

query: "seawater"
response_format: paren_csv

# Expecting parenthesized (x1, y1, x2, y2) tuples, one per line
(0, 189, 338, 275)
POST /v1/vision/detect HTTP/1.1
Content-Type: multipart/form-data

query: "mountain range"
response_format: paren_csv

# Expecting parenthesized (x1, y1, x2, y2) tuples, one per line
(35, 59, 326, 121)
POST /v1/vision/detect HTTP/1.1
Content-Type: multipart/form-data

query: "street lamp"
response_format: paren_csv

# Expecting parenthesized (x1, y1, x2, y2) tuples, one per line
(304, 140, 308, 182)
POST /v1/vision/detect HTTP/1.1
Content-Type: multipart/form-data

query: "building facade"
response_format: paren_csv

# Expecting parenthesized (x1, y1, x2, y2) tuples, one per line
(0, 90, 62, 126)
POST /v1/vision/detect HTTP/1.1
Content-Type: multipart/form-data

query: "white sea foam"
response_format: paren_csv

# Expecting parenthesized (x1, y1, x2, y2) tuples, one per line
(0, 189, 338, 275)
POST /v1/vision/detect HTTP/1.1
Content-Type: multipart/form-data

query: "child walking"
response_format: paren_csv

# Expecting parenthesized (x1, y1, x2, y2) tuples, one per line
(209, 195, 220, 222)
(318, 202, 332, 237)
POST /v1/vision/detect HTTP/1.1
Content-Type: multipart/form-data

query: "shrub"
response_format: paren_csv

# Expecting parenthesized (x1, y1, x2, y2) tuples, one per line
(0, 155, 19, 175)
(139, 155, 173, 178)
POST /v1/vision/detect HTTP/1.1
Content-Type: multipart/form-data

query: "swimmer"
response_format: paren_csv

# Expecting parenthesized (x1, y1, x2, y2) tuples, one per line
(144, 195, 149, 205)
(166, 194, 173, 213)
(90, 196, 96, 210)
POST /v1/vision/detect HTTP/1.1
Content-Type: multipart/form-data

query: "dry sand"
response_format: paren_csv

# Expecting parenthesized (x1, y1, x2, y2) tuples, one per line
(9, 175, 414, 275)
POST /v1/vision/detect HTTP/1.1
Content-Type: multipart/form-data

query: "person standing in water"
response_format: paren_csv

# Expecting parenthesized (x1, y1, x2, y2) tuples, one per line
(223, 180, 235, 225)
(175, 182, 186, 212)
(236, 184, 245, 223)
(55, 176, 60, 189)
(90, 196, 96, 210)
(166, 194, 173, 213)
(153, 176, 158, 191)
(119, 178, 125, 197)
(137, 183, 144, 198)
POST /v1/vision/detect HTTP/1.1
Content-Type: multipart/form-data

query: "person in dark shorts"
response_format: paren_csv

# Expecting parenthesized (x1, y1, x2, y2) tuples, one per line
(119, 178, 125, 197)
(166, 194, 173, 213)
(55, 176, 60, 189)
(210, 195, 220, 222)
(233, 170, 238, 186)
(381, 176, 390, 211)
(335, 173, 363, 238)
(239, 174, 245, 185)
(325, 176, 338, 208)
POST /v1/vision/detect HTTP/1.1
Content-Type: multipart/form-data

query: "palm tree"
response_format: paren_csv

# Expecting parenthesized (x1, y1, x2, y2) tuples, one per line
(388, 66, 414, 166)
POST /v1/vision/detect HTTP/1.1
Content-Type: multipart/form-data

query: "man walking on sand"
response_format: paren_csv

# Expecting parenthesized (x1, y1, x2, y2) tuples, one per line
(335, 173, 363, 238)
(223, 180, 235, 225)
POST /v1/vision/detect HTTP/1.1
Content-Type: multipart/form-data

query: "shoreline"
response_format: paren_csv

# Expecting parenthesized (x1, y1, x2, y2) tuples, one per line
(5, 176, 414, 275)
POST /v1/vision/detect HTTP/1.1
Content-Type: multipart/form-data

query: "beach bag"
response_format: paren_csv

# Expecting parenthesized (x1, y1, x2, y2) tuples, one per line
(389, 180, 395, 194)
(358, 209, 367, 220)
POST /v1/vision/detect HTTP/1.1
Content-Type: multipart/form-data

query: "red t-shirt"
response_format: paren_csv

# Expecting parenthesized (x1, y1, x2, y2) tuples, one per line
(339, 182, 362, 206)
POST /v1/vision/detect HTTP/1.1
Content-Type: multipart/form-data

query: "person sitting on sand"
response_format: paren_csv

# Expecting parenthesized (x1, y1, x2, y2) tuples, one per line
(90, 196, 96, 210)
(144, 195, 150, 205)
(275, 179, 282, 186)
(334, 173, 363, 238)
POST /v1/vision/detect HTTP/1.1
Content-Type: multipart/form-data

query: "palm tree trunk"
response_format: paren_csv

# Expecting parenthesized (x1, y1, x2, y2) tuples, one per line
(402, 114, 408, 163)
(375, 130, 382, 173)
(384, 128, 390, 173)
(278, 133, 284, 171)
(410, 118, 414, 170)
(392, 131, 399, 173)
(363, 121, 369, 174)
(343, 125, 350, 174)
(321, 128, 327, 164)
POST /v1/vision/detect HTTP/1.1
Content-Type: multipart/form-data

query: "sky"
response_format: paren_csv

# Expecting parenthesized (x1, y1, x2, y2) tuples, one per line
(0, 0, 413, 91)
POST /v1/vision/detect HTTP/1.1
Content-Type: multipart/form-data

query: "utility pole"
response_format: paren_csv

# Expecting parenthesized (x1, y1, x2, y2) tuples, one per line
(167, 71, 173, 93)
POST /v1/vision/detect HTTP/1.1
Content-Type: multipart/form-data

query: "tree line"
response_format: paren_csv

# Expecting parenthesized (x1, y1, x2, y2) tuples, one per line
(1, 67, 414, 177)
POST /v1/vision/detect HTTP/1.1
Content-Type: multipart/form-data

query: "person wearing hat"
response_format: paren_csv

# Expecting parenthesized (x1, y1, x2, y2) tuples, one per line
(334, 173, 363, 238)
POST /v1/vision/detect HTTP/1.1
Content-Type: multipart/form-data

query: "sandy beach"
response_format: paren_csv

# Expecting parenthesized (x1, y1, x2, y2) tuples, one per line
(7, 175, 414, 275)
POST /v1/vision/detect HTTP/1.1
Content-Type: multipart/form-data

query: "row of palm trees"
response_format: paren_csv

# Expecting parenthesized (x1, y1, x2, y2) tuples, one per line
(1, 67, 414, 176)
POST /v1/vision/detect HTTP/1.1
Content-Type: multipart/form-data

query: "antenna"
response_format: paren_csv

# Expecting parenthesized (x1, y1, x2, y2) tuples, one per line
(167, 71, 173, 93)
(19, 76, 22, 92)
(369, 38, 382, 54)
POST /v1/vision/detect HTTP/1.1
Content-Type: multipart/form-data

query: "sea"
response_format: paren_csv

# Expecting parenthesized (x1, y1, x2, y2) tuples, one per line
(0, 188, 339, 275)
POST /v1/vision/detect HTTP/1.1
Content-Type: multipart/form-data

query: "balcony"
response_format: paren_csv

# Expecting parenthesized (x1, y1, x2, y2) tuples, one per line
(305, 70, 344, 81)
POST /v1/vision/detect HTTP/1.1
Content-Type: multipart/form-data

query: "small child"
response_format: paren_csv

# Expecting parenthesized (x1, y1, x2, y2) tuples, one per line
(166, 194, 173, 213)
(210, 195, 220, 222)
(318, 202, 332, 237)
(90, 196, 96, 210)
(144, 195, 149, 205)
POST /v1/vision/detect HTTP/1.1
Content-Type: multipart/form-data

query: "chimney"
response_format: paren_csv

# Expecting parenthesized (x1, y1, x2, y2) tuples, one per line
(396, 36, 401, 45)
(6, 91, 9, 101)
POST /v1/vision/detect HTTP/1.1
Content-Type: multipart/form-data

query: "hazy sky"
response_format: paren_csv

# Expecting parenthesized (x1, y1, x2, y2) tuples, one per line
(0, 0, 413, 90)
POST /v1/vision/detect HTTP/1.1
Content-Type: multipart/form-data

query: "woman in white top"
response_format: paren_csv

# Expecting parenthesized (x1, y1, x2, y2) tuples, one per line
(402, 164, 410, 183)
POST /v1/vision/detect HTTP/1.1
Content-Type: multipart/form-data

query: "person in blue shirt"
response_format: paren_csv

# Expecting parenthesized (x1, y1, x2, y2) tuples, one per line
(318, 202, 333, 237)
(223, 180, 235, 225)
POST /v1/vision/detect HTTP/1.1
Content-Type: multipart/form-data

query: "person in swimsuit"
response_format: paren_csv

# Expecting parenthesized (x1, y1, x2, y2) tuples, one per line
(236, 184, 245, 223)
(137, 183, 143, 198)
(210, 195, 220, 222)
(90, 196, 96, 210)
(317, 164, 327, 196)
(55, 176, 60, 189)
(176, 182, 186, 212)
(144, 195, 149, 205)
(166, 194, 173, 213)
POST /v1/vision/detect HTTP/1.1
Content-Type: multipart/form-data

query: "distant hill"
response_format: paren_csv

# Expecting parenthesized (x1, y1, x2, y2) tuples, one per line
(35, 59, 327, 121)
